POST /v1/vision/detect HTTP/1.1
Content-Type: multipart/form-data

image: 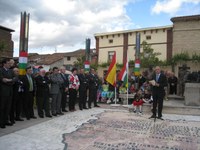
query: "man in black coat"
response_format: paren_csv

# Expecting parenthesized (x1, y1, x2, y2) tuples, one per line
(59, 66, 69, 112)
(149, 66, 167, 120)
(10, 67, 24, 123)
(0, 58, 15, 128)
(78, 68, 89, 110)
(168, 72, 178, 95)
(88, 68, 100, 108)
(35, 69, 52, 118)
(21, 66, 37, 120)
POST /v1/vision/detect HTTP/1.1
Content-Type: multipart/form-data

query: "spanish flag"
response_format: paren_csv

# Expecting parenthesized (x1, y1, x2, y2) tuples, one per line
(105, 52, 116, 86)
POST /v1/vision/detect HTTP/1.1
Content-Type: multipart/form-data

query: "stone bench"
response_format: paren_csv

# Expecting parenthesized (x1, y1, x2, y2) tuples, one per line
(185, 83, 200, 106)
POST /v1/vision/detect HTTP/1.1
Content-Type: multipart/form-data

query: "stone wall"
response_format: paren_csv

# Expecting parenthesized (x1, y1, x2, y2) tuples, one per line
(172, 15, 200, 56)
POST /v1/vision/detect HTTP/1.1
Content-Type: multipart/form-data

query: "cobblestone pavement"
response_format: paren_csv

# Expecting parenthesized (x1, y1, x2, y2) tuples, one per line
(0, 105, 200, 150)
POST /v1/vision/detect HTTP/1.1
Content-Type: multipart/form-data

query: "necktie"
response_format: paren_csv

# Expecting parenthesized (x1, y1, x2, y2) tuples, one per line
(156, 74, 159, 82)
(62, 74, 66, 80)
(28, 75, 33, 91)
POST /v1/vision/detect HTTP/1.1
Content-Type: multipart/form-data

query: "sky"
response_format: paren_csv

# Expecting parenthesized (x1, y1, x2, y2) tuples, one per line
(0, 0, 200, 57)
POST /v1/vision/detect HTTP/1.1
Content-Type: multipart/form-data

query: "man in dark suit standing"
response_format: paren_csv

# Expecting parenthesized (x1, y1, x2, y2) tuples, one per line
(0, 58, 15, 128)
(149, 66, 167, 120)
(88, 68, 100, 108)
(50, 67, 64, 116)
(168, 72, 178, 95)
(78, 68, 89, 110)
(60, 66, 69, 112)
(35, 69, 52, 118)
(21, 66, 37, 120)
(10, 67, 24, 123)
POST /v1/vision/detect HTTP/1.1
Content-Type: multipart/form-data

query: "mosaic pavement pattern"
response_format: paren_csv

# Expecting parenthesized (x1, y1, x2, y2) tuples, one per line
(63, 111, 200, 150)
(0, 108, 200, 150)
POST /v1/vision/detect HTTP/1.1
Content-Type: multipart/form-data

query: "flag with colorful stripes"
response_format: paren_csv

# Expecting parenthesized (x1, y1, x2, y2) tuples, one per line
(19, 51, 28, 75)
(84, 60, 90, 72)
(134, 59, 140, 76)
(118, 60, 128, 87)
(105, 52, 116, 86)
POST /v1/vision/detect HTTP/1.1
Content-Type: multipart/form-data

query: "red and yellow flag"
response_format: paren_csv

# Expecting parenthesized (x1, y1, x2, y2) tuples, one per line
(105, 52, 116, 86)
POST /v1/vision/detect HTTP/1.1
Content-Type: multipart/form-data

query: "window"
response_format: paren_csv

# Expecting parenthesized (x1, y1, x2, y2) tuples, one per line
(108, 51, 115, 62)
(67, 56, 71, 61)
(109, 39, 113, 44)
(146, 35, 151, 40)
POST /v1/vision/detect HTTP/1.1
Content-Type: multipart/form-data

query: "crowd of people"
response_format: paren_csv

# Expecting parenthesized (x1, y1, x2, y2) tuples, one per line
(0, 57, 181, 128)
(0, 58, 100, 129)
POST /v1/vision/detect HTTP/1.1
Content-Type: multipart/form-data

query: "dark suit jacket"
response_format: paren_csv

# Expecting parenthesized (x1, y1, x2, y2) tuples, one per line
(78, 73, 89, 91)
(35, 75, 50, 97)
(21, 74, 35, 94)
(152, 73, 167, 97)
(87, 73, 99, 90)
(0, 67, 14, 96)
(60, 73, 69, 90)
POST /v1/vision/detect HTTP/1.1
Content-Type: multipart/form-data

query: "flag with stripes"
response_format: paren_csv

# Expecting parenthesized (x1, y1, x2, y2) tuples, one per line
(105, 52, 116, 86)
(19, 51, 28, 75)
(118, 60, 128, 87)
(134, 59, 140, 76)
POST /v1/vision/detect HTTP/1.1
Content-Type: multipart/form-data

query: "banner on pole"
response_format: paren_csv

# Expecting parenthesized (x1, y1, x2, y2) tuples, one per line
(19, 51, 28, 75)
(84, 60, 90, 72)
(134, 59, 140, 76)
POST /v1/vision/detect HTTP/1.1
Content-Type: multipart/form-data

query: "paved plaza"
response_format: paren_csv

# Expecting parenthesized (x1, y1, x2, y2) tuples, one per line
(0, 104, 200, 150)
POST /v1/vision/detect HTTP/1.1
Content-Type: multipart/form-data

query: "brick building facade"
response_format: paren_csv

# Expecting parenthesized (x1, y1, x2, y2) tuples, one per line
(95, 14, 200, 65)
(0, 25, 15, 61)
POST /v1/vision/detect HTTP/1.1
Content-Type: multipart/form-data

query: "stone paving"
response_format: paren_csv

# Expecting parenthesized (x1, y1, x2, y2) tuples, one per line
(0, 105, 200, 150)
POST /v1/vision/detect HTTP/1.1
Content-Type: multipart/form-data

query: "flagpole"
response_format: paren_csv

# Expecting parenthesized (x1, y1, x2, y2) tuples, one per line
(127, 49, 129, 106)
(122, 49, 129, 108)
(111, 71, 120, 107)
(110, 52, 120, 107)
(115, 74, 117, 105)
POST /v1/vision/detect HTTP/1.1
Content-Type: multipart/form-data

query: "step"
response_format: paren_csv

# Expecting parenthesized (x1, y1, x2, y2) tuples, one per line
(167, 94, 184, 100)
(127, 100, 200, 116)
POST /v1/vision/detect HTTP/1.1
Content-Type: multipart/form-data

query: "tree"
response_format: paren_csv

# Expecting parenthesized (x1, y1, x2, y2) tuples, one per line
(140, 41, 161, 68)
(73, 55, 85, 69)
(73, 55, 98, 70)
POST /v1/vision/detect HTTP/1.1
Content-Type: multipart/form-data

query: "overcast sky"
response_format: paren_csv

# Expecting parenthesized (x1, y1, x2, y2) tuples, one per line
(0, 0, 200, 56)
